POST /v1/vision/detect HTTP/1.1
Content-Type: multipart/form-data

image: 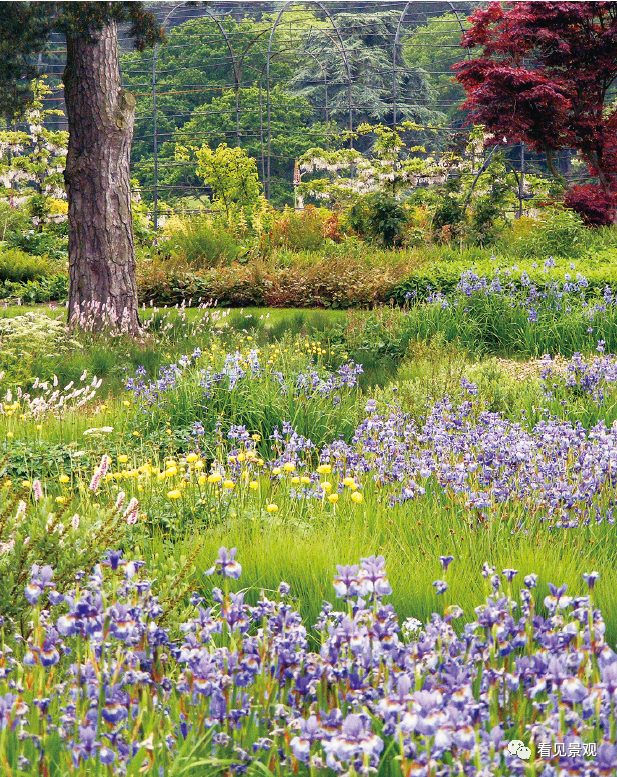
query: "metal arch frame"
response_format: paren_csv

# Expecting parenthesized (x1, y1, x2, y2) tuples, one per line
(152, 2, 185, 232)
(300, 45, 331, 149)
(266, 1, 352, 201)
(152, 6, 253, 230)
(393, 1, 472, 128)
(200, 9, 242, 147)
(243, 47, 300, 193)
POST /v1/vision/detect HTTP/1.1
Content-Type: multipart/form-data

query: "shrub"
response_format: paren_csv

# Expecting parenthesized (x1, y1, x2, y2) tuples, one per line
(564, 184, 617, 227)
(163, 216, 241, 268)
(365, 193, 407, 247)
(266, 205, 327, 252)
(345, 193, 407, 247)
(468, 195, 507, 246)
(0, 475, 135, 628)
(136, 255, 410, 309)
(499, 206, 590, 258)
(0, 248, 50, 282)
(0, 312, 82, 384)
(4, 221, 68, 261)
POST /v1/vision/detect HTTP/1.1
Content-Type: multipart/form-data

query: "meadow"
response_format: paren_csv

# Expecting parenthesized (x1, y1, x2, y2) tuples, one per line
(2, 258, 617, 775)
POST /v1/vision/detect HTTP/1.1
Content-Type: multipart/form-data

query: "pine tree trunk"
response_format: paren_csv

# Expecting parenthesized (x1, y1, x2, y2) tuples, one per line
(63, 22, 141, 334)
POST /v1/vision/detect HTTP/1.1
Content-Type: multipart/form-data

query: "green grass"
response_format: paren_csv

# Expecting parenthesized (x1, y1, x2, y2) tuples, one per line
(3, 289, 617, 648)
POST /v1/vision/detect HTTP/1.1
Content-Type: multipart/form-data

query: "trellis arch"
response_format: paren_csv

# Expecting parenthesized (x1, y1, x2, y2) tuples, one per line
(393, 1, 472, 127)
(151, 3, 242, 230)
(265, 0, 353, 200)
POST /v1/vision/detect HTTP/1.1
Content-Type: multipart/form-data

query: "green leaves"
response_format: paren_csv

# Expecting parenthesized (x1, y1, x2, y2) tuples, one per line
(193, 143, 261, 218)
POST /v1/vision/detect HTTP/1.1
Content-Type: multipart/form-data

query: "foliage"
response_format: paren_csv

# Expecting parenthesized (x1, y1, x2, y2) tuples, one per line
(0, 249, 50, 283)
(455, 1, 617, 221)
(161, 86, 336, 209)
(5, 220, 68, 261)
(135, 252, 412, 309)
(498, 206, 591, 259)
(298, 123, 442, 205)
(0, 273, 68, 305)
(0, 312, 82, 383)
(0, 477, 134, 628)
(265, 206, 329, 253)
(403, 12, 476, 125)
(299, 125, 541, 246)
(0, 3, 163, 118)
(356, 193, 407, 247)
(186, 143, 261, 217)
(291, 10, 442, 131)
(0, 78, 68, 204)
(159, 215, 241, 269)
(122, 14, 295, 200)
(564, 184, 617, 227)
(1, 532, 617, 774)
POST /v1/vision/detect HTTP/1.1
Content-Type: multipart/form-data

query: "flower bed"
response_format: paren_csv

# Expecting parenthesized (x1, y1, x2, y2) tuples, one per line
(1, 546, 615, 775)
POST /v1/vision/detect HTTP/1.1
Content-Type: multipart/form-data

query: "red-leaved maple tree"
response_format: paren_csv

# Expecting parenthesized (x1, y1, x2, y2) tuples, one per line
(455, 1, 617, 225)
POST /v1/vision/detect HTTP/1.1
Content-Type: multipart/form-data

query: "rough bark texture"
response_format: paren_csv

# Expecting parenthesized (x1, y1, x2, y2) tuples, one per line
(63, 22, 141, 334)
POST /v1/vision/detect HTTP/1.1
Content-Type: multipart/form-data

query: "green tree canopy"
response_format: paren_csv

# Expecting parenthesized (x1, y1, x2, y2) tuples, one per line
(140, 85, 336, 207)
(403, 11, 476, 124)
(122, 13, 297, 204)
(290, 10, 443, 134)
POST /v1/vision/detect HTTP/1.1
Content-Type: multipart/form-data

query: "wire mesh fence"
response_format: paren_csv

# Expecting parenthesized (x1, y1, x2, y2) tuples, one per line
(27, 1, 587, 224)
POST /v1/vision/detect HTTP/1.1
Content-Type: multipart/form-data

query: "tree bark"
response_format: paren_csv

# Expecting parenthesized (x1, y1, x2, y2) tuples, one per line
(63, 22, 141, 334)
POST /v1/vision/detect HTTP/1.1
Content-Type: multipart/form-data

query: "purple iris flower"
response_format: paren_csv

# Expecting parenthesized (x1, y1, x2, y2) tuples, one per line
(101, 687, 129, 724)
(0, 694, 16, 730)
(72, 726, 100, 766)
(25, 564, 56, 605)
(40, 628, 61, 667)
(439, 555, 454, 572)
(433, 580, 448, 595)
(205, 547, 242, 579)
(333, 565, 361, 599)
(290, 715, 323, 763)
(597, 744, 617, 772)
(101, 550, 126, 571)
(99, 747, 116, 766)
(582, 571, 600, 590)
(544, 583, 573, 613)
(560, 677, 588, 704)
(358, 555, 392, 598)
(323, 713, 383, 765)
(524, 574, 538, 589)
